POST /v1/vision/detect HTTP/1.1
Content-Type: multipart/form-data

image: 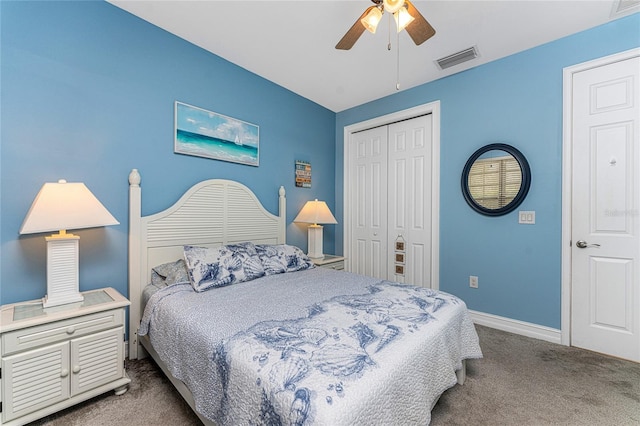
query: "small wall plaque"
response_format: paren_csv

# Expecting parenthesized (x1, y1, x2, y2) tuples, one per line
(295, 160, 311, 188)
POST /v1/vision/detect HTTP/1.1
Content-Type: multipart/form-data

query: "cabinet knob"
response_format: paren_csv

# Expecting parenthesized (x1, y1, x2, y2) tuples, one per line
(73, 365, 81, 374)
(66, 326, 76, 335)
(60, 368, 69, 378)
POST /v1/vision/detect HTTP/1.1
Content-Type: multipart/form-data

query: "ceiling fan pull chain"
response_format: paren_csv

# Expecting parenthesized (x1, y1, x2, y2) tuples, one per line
(388, 12, 392, 50)
(396, 28, 401, 90)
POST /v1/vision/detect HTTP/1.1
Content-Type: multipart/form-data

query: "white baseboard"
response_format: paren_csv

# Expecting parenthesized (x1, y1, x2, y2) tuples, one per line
(469, 310, 562, 345)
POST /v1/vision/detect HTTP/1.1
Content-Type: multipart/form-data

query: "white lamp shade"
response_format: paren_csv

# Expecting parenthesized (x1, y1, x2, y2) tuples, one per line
(361, 6, 383, 34)
(293, 199, 338, 225)
(394, 7, 415, 32)
(20, 180, 119, 235)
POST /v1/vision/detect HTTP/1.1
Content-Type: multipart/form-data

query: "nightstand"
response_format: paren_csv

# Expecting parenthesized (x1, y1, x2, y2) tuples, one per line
(0, 287, 131, 425)
(312, 255, 345, 270)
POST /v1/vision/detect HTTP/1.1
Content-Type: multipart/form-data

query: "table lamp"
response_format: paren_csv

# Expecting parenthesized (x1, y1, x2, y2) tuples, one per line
(293, 199, 337, 259)
(20, 180, 119, 308)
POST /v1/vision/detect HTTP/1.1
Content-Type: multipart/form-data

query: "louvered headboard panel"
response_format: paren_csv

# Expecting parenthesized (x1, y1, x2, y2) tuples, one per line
(128, 169, 286, 359)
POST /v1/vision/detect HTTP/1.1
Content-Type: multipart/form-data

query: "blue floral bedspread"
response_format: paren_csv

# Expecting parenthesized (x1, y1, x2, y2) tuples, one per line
(140, 269, 482, 425)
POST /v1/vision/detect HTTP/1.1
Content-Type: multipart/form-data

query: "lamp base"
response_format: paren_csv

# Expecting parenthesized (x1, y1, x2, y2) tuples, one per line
(307, 224, 324, 259)
(44, 233, 84, 308)
(43, 293, 84, 309)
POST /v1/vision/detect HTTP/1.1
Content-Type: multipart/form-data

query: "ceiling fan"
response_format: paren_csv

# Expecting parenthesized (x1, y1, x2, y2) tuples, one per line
(336, 0, 436, 50)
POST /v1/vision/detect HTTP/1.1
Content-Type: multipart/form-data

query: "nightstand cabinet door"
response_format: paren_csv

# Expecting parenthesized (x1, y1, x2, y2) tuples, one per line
(2, 342, 71, 422)
(71, 327, 124, 395)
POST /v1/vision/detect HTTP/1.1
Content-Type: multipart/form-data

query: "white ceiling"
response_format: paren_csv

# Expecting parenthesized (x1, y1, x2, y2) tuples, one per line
(108, 1, 636, 112)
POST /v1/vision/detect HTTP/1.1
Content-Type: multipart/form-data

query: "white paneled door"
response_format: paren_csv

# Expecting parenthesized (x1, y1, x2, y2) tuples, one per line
(350, 125, 389, 280)
(348, 114, 433, 287)
(570, 53, 640, 362)
(387, 117, 432, 285)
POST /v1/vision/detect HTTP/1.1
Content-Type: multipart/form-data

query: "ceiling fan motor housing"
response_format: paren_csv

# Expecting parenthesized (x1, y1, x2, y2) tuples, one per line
(383, 0, 405, 13)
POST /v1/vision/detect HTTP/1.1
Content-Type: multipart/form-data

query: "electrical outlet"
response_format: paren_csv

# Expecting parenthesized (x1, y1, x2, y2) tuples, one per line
(469, 275, 479, 288)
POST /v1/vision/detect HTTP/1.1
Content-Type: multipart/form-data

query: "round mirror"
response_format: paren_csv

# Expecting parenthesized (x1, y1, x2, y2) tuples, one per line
(461, 143, 531, 216)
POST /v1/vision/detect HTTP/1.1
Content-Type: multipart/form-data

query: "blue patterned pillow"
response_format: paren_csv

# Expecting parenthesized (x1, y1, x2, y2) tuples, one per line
(183, 243, 265, 292)
(255, 244, 315, 275)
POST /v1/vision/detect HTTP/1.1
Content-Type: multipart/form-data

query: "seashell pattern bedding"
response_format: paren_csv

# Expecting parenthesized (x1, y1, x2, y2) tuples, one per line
(139, 267, 482, 425)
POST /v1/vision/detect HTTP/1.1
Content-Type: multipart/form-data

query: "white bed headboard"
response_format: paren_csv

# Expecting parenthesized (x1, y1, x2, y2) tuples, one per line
(128, 169, 286, 359)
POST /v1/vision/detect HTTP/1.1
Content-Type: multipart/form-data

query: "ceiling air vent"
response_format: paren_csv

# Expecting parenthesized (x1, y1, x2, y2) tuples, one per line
(611, 0, 640, 18)
(435, 46, 479, 70)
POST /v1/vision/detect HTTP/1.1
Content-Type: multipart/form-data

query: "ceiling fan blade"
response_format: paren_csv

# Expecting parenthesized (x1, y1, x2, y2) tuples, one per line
(404, 0, 436, 46)
(335, 6, 376, 50)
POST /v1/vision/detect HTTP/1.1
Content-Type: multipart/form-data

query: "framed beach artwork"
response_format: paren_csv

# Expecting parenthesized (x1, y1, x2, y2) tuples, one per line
(174, 101, 259, 166)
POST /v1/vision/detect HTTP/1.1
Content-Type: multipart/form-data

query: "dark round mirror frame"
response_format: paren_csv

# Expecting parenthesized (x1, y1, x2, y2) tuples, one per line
(461, 143, 531, 217)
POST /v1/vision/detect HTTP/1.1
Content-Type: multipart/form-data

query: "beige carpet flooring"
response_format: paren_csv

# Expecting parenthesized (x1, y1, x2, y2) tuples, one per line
(28, 325, 640, 425)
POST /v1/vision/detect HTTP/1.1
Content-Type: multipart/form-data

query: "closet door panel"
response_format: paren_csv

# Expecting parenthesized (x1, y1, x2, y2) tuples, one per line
(348, 114, 432, 286)
(349, 126, 388, 279)
(388, 115, 432, 286)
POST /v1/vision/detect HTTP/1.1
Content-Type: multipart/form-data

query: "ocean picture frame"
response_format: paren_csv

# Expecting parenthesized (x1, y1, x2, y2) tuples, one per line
(175, 101, 259, 166)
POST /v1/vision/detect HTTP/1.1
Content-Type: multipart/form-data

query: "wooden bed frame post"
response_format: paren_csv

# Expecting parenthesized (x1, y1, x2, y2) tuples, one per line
(128, 169, 142, 360)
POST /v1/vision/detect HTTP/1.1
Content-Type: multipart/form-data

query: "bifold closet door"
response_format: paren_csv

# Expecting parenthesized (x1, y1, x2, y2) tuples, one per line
(387, 115, 432, 286)
(350, 125, 389, 280)
(348, 114, 432, 286)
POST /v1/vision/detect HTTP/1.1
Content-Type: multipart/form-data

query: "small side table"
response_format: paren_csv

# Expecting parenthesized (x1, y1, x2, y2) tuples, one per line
(312, 254, 345, 271)
(0, 287, 131, 425)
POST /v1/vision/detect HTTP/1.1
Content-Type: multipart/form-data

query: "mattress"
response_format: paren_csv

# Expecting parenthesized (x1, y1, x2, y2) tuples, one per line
(139, 267, 482, 425)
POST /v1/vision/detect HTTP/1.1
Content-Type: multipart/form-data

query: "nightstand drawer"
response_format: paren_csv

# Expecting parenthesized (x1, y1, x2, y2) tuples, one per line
(2, 309, 124, 356)
(312, 255, 345, 270)
(321, 260, 344, 270)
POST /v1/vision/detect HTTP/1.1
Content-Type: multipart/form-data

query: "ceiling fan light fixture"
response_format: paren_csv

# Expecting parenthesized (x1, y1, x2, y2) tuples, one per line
(383, 0, 404, 14)
(394, 7, 414, 32)
(336, 0, 434, 50)
(361, 6, 383, 33)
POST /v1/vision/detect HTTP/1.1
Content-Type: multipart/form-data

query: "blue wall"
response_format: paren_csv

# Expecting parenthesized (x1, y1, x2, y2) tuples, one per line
(335, 13, 640, 329)
(1, 0, 638, 333)
(0, 1, 336, 305)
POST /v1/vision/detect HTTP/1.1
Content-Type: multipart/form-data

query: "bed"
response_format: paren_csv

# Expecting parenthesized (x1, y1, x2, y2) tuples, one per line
(127, 169, 482, 425)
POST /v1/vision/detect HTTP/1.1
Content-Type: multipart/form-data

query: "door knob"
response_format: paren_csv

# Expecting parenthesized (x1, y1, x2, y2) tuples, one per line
(576, 240, 600, 249)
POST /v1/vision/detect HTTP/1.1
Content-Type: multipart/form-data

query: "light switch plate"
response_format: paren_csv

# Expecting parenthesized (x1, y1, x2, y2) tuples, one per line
(519, 211, 535, 224)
